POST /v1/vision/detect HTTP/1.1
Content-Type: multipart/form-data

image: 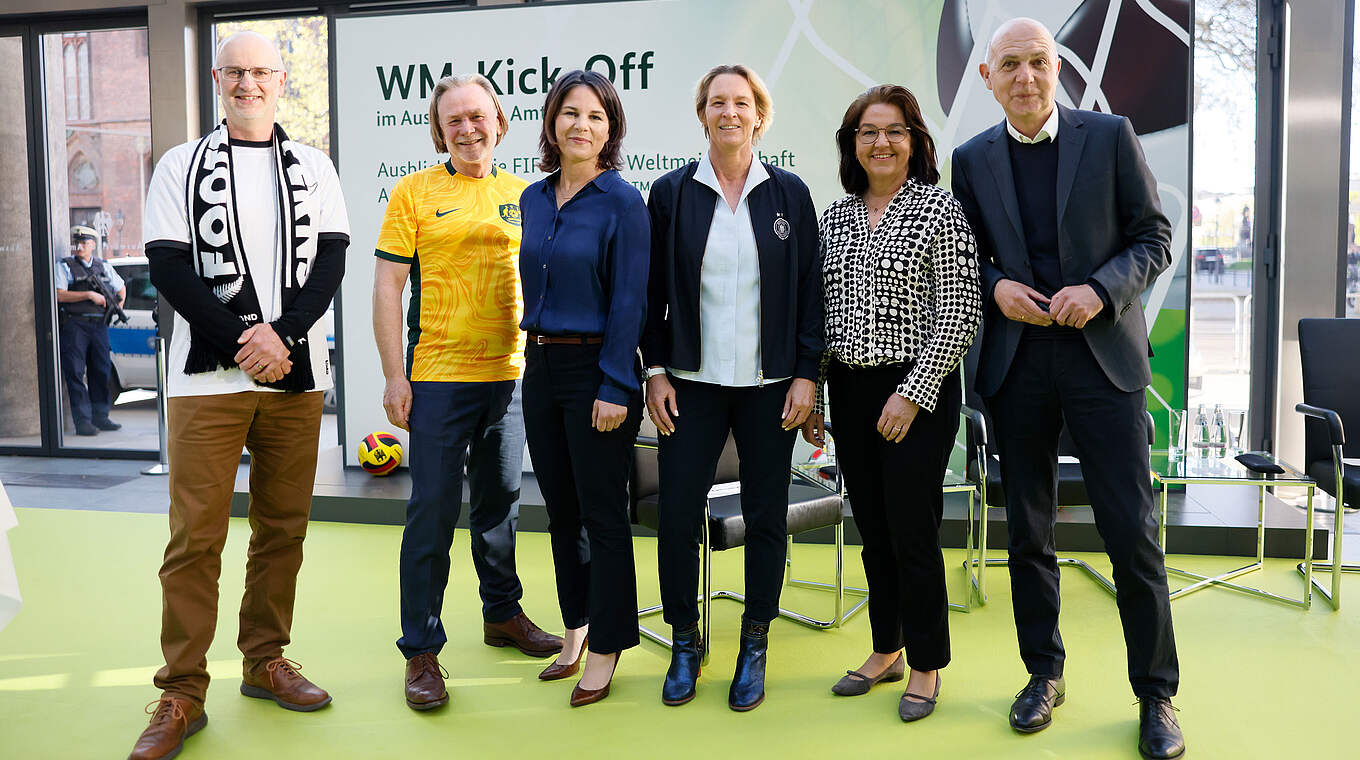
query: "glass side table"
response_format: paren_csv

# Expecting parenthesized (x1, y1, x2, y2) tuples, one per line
(1151, 451, 1322, 609)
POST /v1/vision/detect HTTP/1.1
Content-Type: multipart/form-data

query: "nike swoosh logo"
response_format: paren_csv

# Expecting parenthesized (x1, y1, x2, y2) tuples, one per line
(435, 208, 460, 217)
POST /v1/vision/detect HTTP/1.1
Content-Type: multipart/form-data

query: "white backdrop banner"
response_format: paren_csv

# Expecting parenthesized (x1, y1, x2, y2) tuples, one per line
(334, 0, 1191, 465)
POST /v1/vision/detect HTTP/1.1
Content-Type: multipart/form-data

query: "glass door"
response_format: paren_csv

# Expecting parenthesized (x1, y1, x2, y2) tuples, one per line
(39, 25, 156, 452)
(0, 33, 43, 450)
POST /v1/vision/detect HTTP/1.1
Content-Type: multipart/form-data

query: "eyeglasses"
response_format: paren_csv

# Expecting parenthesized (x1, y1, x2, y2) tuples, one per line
(216, 66, 282, 82)
(855, 126, 910, 144)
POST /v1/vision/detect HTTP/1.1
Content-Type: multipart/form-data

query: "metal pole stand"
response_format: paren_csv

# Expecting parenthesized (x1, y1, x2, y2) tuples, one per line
(141, 335, 170, 476)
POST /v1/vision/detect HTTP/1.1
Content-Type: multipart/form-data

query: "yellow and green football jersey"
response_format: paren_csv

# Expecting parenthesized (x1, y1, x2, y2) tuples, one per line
(376, 162, 528, 382)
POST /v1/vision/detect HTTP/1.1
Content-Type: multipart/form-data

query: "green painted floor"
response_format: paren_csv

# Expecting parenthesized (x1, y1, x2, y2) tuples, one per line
(1, 507, 1356, 759)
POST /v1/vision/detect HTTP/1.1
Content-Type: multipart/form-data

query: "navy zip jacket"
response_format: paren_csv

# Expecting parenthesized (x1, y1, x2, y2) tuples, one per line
(642, 160, 824, 382)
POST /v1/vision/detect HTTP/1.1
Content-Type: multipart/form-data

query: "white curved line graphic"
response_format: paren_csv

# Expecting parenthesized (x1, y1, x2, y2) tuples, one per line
(1135, 0, 1191, 45)
(1055, 44, 1113, 114)
(1082, 0, 1124, 111)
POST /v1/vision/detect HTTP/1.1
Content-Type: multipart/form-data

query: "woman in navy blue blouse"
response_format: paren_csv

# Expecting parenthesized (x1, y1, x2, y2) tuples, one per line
(518, 69, 650, 707)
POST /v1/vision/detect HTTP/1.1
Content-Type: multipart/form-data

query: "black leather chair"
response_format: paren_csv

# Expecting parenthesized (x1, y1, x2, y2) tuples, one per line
(631, 428, 865, 658)
(1294, 318, 1359, 607)
(961, 404, 1156, 602)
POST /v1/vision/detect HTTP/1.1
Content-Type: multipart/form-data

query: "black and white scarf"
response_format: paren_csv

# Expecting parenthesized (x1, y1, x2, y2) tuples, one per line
(183, 120, 317, 391)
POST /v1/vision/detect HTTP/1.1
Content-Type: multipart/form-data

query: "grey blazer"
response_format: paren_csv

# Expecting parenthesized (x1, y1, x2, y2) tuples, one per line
(950, 104, 1173, 397)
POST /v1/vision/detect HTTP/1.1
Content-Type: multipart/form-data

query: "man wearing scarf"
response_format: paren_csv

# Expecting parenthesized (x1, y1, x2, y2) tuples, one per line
(129, 31, 349, 760)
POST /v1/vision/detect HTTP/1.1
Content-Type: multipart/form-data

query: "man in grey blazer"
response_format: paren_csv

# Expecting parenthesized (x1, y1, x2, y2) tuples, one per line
(950, 18, 1184, 760)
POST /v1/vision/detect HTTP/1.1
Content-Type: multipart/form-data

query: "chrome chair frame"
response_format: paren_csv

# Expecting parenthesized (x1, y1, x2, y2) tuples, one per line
(1294, 402, 1353, 610)
(961, 405, 1129, 605)
(635, 441, 869, 662)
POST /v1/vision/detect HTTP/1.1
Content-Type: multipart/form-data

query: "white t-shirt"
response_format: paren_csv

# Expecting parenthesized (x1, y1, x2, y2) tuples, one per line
(143, 135, 349, 398)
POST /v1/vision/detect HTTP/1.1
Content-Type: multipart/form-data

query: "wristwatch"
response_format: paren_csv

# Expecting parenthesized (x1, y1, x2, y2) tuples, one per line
(644, 366, 667, 380)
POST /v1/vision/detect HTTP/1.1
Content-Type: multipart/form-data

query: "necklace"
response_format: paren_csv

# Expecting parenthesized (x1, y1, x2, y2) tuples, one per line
(864, 184, 903, 216)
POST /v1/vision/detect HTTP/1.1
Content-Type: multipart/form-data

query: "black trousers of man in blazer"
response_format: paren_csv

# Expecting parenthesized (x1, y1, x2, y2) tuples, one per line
(951, 105, 1178, 698)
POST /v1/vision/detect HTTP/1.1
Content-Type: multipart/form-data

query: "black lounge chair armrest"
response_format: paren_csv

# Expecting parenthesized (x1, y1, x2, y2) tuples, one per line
(1295, 402, 1346, 446)
(961, 404, 988, 450)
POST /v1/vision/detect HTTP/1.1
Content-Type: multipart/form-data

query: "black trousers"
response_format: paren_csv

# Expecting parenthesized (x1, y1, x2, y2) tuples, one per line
(523, 342, 642, 655)
(827, 361, 957, 672)
(657, 376, 795, 627)
(59, 317, 113, 424)
(986, 332, 1179, 698)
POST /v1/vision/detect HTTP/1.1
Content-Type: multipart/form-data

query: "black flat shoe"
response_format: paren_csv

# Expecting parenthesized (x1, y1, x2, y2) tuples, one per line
(1009, 675, 1065, 733)
(832, 653, 905, 696)
(898, 672, 940, 722)
(1138, 697, 1186, 759)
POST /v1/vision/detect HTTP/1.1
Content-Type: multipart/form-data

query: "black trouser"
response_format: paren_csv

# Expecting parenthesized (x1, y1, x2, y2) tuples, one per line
(986, 332, 1178, 698)
(657, 376, 795, 627)
(59, 316, 113, 424)
(523, 342, 642, 655)
(828, 360, 957, 672)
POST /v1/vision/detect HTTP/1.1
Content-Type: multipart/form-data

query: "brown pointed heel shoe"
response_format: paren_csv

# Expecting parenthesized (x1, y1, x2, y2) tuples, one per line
(540, 636, 588, 681)
(569, 651, 621, 707)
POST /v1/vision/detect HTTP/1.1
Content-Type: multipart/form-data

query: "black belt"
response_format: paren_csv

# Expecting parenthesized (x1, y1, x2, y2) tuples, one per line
(527, 333, 603, 345)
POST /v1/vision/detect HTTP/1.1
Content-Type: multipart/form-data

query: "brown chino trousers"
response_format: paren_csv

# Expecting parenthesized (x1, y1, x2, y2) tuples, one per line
(154, 390, 323, 705)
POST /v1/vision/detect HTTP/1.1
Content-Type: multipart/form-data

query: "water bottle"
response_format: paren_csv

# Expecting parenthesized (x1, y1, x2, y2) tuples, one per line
(1211, 404, 1228, 458)
(1193, 404, 1211, 459)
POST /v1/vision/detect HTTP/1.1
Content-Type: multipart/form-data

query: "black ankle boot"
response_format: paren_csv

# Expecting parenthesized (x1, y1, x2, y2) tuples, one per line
(728, 619, 768, 711)
(661, 624, 702, 706)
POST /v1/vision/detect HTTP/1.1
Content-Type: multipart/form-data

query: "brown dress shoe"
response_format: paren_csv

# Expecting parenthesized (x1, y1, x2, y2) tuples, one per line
(570, 651, 621, 707)
(539, 636, 588, 681)
(405, 652, 449, 710)
(483, 612, 564, 658)
(128, 697, 207, 760)
(240, 656, 332, 712)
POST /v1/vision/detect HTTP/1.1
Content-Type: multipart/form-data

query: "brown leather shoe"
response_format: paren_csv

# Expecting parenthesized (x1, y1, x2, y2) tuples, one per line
(569, 651, 621, 707)
(483, 612, 564, 658)
(540, 636, 588, 681)
(405, 652, 449, 711)
(127, 697, 206, 760)
(240, 656, 332, 712)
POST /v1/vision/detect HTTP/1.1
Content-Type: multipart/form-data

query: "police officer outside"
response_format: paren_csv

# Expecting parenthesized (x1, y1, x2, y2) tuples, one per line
(55, 224, 125, 436)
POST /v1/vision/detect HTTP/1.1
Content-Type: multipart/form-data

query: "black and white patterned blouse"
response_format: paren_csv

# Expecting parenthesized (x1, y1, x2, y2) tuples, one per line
(816, 179, 982, 413)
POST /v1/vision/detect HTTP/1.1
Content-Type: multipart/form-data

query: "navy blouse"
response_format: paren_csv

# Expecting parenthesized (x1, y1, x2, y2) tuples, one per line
(519, 169, 651, 405)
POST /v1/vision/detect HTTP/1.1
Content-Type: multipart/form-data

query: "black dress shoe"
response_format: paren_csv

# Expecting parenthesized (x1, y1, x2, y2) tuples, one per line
(1009, 675, 1065, 733)
(93, 417, 122, 431)
(661, 624, 702, 706)
(75, 419, 98, 436)
(728, 619, 768, 712)
(1138, 697, 1186, 759)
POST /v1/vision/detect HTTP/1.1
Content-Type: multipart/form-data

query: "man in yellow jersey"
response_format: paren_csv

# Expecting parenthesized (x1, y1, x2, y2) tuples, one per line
(373, 73, 562, 712)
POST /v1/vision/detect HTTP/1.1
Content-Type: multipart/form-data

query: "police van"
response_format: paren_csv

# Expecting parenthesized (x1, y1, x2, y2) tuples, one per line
(106, 256, 157, 395)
